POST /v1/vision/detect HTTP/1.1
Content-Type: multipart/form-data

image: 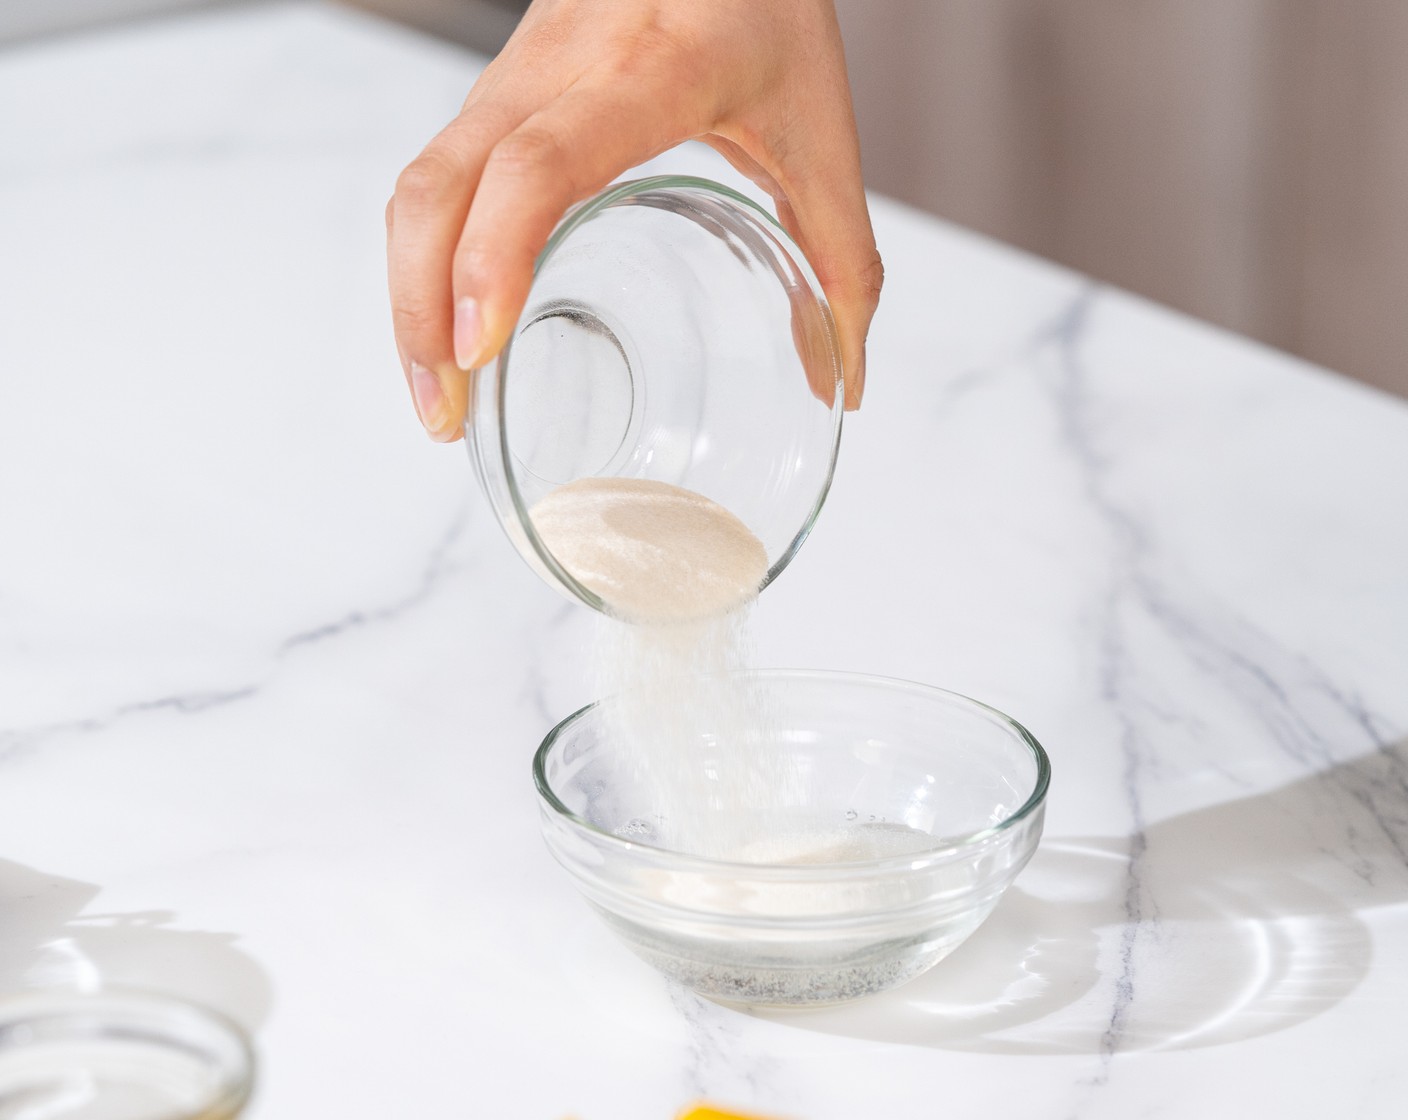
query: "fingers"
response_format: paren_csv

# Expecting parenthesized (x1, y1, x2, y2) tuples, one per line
(706, 114, 881, 413)
(450, 80, 699, 373)
(773, 164, 882, 412)
(700, 135, 836, 409)
(788, 280, 840, 410)
(387, 104, 526, 441)
(388, 134, 475, 441)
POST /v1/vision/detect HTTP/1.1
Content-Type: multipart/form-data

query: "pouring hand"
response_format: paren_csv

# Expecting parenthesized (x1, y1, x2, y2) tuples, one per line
(387, 0, 882, 442)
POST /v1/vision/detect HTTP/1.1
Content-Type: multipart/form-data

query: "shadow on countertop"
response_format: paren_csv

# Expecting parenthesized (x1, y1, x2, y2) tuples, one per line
(752, 739, 1408, 1055)
(0, 858, 272, 1034)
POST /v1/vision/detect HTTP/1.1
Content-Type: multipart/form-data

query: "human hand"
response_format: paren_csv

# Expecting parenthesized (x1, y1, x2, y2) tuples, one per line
(387, 0, 883, 442)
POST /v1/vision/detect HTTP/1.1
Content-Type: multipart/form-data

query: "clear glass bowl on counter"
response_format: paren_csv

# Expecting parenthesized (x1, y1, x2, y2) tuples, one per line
(466, 175, 844, 615)
(0, 989, 254, 1119)
(534, 670, 1051, 1007)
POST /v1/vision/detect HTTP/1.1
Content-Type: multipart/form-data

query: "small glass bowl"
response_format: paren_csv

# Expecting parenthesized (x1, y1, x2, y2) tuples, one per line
(467, 176, 844, 615)
(534, 670, 1050, 1007)
(0, 990, 254, 1119)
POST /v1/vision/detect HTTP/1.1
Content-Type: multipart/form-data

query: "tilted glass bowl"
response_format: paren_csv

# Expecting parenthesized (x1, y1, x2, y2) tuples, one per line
(534, 670, 1051, 1007)
(466, 175, 844, 615)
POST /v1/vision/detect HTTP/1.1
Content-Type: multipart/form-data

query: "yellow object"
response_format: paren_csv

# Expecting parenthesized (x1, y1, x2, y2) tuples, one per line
(560, 1103, 782, 1120)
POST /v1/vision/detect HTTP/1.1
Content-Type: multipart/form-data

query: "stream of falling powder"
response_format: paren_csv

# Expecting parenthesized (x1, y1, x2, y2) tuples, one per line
(531, 477, 805, 858)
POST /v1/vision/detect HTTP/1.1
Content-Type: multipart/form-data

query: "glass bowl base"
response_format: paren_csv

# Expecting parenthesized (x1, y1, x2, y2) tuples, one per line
(596, 906, 993, 1008)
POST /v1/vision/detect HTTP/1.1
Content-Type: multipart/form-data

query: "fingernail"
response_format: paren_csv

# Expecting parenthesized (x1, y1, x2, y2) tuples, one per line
(454, 297, 482, 371)
(850, 345, 867, 409)
(411, 362, 449, 433)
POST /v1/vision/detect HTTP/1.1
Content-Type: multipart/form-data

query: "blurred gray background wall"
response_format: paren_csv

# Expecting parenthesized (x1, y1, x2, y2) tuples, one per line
(834, 0, 1408, 401)
(9, 0, 1405, 399)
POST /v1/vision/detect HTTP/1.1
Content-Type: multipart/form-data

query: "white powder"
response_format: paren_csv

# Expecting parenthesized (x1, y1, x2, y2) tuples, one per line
(530, 477, 769, 624)
(727, 820, 941, 865)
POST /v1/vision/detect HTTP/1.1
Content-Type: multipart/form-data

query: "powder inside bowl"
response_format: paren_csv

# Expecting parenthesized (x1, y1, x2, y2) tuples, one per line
(729, 821, 940, 864)
(529, 478, 769, 624)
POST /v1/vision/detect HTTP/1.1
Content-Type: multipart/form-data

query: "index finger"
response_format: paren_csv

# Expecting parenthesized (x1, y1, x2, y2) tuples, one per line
(448, 79, 708, 373)
(387, 101, 526, 440)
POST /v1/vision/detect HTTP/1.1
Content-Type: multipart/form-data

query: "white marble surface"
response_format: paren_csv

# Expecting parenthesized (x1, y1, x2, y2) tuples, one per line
(3, 3, 1407, 1117)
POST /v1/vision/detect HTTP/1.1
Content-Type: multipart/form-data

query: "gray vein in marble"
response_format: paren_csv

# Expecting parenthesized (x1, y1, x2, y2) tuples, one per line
(1134, 595, 1408, 877)
(930, 282, 1092, 412)
(1032, 283, 1404, 1080)
(0, 508, 471, 762)
(281, 507, 470, 652)
(667, 985, 778, 1107)
(1041, 287, 1156, 1076)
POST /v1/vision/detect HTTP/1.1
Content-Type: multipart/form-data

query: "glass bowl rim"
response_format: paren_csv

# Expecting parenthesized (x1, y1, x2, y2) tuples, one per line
(486, 173, 845, 616)
(0, 986, 256, 1114)
(533, 668, 1051, 877)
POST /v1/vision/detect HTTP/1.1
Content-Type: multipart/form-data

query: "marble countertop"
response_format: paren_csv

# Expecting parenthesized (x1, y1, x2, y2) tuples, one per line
(3, 3, 1407, 1117)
